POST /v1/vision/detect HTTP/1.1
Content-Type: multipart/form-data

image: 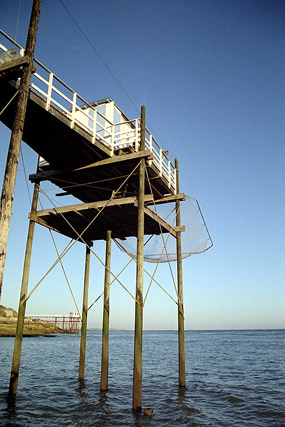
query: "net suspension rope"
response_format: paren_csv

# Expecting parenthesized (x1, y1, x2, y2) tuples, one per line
(42, 158, 178, 308)
(22, 161, 141, 304)
(113, 240, 178, 307)
(38, 193, 81, 317)
(144, 165, 179, 300)
(24, 158, 179, 310)
(142, 187, 178, 304)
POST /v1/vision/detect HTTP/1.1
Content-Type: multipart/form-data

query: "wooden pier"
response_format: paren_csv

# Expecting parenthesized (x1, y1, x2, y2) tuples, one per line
(0, 23, 186, 411)
(26, 313, 81, 331)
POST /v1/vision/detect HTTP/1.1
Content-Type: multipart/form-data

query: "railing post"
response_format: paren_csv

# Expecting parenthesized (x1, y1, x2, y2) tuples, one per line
(92, 109, 97, 144)
(71, 92, 77, 129)
(46, 72, 53, 111)
(135, 119, 140, 151)
(149, 134, 153, 152)
(159, 148, 163, 176)
(111, 122, 115, 156)
(168, 160, 171, 188)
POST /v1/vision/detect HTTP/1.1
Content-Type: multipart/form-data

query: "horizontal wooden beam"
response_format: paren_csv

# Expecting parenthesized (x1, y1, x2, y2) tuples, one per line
(55, 191, 70, 197)
(29, 150, 153, 183)
(75, 150, 153, 171)
(0, 56, 29, 73)
(30, 194, 154, 218)
(31, 215, 60, 232)
(144, 206, 177, 238)
(145, 193, 186, 205)
(30, 195, 182, 241)
(173, 225, 186, 232)
(0, 56, 36, 80)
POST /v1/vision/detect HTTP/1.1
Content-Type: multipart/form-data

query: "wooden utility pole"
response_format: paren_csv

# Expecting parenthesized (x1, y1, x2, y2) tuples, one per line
(9, 181, 39, 395)
(175, 157, 186, 387)
(100, 229, 112, 391)
(133, 105, 146, 411)
(0, 0, 41, 297)
(78, 246, 91, 380)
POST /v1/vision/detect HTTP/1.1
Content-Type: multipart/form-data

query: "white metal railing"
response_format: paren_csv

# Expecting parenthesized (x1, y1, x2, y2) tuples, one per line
(0, 30, 176, 192)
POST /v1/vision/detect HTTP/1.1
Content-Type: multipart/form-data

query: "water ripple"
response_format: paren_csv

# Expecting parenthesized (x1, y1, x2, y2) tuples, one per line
(0, 330, 284, 426)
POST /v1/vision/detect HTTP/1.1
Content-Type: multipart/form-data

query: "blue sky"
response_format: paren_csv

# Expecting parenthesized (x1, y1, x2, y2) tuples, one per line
(0, 0, 284, 330)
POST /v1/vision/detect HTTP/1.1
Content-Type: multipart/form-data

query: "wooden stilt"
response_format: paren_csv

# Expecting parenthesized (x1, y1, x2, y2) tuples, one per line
(0, 0, 41, 296)
(133, 106, 146, 411)
(78, 245, 91, 380)
(100, 230, 112, 391)
(9, 182, 40, 396)
(175, 157, 186, 387)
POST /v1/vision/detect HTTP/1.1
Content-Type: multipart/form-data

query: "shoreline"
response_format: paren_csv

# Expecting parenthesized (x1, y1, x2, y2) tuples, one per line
(0, 317, 73, 337)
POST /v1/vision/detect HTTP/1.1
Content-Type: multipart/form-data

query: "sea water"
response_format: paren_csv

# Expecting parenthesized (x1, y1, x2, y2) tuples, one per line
(0, 330, 284, 426)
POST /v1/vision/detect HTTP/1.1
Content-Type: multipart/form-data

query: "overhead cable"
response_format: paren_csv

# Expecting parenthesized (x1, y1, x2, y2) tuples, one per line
(59, 0, 140, 116)
(58, 0, 167, 150)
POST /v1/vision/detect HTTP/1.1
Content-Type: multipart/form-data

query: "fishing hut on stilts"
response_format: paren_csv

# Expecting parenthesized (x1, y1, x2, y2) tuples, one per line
(0, 24, 212, 410)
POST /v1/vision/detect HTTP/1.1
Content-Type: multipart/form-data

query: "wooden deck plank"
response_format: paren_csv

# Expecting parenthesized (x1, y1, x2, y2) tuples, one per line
(30, 198, 171, 242)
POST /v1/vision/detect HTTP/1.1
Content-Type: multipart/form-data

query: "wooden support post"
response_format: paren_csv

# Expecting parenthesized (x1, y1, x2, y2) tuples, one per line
(9, 182, 40, 396)
(175, 158, 186, 387)
(78, 246, 91, 380)
(100, 230, 112, 391)
(133, 106, 146, 411)
(0, 0, 41, 297)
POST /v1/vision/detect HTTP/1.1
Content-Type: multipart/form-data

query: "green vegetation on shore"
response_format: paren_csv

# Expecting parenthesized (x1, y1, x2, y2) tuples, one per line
(0, 304, 17, 318)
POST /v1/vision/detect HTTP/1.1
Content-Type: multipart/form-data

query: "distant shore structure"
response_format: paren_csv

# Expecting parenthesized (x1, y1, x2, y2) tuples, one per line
(26, 313, 81, 331)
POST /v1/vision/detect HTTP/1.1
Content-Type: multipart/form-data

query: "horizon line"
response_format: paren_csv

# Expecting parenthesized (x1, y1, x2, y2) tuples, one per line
(87, 328, 284, 332)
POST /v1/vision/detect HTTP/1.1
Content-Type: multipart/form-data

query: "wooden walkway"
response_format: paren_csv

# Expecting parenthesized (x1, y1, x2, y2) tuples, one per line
(0, 30, 183, 242)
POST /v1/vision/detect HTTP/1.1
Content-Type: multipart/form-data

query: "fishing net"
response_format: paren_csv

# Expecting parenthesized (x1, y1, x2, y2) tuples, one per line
(114, 195, 213, 263)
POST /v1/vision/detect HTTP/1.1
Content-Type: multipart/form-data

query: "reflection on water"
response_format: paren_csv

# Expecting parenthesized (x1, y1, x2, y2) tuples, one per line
(0, 330, 284, 426)
(76, 378, 88, 399)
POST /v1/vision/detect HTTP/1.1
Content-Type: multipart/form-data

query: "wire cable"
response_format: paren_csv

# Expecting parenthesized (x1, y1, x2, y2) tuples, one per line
(58, 0, 168, 150)
(15, 0, 22, 44)
(59, 0, 140, 116)
(20, 148, 32, 204)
